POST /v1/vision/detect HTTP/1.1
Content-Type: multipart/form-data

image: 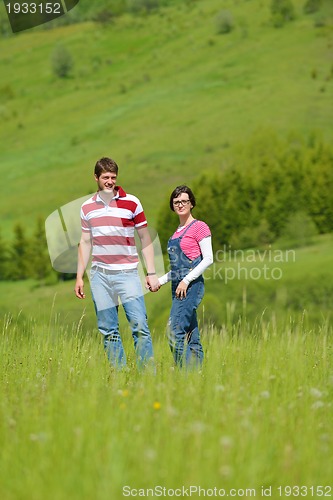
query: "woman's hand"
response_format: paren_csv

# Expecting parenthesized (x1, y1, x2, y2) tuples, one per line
(175, 280, 188, 299)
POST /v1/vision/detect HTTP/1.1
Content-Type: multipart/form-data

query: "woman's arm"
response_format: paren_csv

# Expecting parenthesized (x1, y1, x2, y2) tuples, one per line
(182, 236, 213, 285)
(158, 271, 171, 286)
(157, 236, 213, 288)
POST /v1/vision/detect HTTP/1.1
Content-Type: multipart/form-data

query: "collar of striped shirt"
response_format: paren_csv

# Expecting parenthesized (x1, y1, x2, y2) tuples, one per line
(92, 186, 127, 202)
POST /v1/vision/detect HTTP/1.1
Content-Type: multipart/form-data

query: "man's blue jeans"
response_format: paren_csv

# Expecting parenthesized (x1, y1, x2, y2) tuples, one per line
(89, 267, 153, 369)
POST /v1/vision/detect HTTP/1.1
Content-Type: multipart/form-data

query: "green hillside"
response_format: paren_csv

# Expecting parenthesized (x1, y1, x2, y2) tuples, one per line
(0, 0, 332, 235)
(1, 4, 332, 493)
(0, 0, 332, 329)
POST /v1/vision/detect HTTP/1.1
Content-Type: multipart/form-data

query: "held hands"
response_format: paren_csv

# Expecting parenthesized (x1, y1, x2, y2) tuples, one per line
(175, 280, 188, 300)
(145, 274, 161, 292)
(145, 276, 188, 297)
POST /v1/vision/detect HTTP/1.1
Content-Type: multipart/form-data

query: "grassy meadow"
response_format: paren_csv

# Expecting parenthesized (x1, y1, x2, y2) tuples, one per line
(0, 0, 333, 497)
(0, 231, 332, 498)
(0, 314, 332, 499)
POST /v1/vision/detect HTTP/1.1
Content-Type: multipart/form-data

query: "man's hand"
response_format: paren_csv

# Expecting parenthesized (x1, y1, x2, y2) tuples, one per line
(175, 280, 188, 300)
(74, 277, 86, 299)
(75, 232, 91, 299)
(146, 274, 160, 292)
(137, 227, 161, 292)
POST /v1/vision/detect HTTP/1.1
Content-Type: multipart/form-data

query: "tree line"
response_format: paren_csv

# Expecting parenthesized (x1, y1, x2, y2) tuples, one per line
(0, 218, 60, 282)
(157, 131, 333, 252)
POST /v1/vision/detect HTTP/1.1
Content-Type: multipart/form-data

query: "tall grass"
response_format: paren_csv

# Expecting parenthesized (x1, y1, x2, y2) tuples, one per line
(0, 312, 332, 499)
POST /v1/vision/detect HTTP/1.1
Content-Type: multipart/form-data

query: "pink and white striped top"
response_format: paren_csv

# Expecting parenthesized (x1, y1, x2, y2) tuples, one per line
(171, 220, 211, 260)
(81, 186, 147, 270)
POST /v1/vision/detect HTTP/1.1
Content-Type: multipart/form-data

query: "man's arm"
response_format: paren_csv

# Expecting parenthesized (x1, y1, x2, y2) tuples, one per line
(74, 231, 92, 299)
(136, 226, 160, 292)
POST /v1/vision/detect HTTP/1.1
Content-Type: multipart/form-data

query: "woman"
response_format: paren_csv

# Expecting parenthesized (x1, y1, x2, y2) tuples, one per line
(158, 185, 213, 367)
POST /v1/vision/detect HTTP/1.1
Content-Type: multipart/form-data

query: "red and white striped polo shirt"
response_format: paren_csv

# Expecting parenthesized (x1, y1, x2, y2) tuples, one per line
(80, 186, 147, 270)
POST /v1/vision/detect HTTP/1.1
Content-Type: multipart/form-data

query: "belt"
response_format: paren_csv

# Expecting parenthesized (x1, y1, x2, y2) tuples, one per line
(91, 266, 137, 275)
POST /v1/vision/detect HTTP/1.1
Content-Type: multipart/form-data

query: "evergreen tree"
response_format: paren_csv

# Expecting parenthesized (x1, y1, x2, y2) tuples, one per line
(10, 223, 31, 280)
(0, 229, 8, 280)
(306, 155, 333, 233)
(194, 172, 228, 248)
(30, 217, 54, 280)
(156, 195, 177, 255)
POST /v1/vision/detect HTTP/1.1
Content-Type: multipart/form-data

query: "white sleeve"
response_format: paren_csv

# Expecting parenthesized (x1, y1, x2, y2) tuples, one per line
(182, 236, 213, 285)
(158, 271, 171, 286)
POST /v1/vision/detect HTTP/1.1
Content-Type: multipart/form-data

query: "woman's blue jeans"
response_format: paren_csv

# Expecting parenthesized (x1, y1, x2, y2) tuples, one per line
(168, 279, 204, 368)
(89, 268, 153, 369)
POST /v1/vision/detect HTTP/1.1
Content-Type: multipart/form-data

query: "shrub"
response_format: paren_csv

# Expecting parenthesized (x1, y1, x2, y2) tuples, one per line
(0, 8, 11, 37)
(92, 9, 114, 24)
(277, 212, 319, 248)
(51, 45, 74, 78)
(230, 219, 275, 250)
(0, 84, 15, 102)
(270, 0, 295, 27)
(303, 0, 322, 14)
(313, 13, 326, 27)
(215, 10, 234, 35)
(126, 0, 161, 14)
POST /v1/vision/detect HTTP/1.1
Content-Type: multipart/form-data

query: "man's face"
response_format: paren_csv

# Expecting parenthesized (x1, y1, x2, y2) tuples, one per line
(95, 171, 117, 193)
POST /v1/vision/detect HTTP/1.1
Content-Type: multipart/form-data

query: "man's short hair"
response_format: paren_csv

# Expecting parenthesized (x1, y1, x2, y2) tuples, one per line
(94, 157, 119, 178)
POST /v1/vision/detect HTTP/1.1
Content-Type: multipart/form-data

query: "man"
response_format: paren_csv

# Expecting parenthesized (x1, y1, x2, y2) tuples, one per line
(74, 157, 160, 369)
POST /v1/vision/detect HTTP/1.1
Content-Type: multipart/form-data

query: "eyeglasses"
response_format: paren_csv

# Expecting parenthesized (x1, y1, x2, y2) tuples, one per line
(173, 199, 190, 207)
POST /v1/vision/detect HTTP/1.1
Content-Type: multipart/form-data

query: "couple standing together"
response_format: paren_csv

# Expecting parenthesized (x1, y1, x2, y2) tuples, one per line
(74, 157, 213, 369)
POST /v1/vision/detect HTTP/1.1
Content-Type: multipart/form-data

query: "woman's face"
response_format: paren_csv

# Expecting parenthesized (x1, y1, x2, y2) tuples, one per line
(172, 194, 192, 215)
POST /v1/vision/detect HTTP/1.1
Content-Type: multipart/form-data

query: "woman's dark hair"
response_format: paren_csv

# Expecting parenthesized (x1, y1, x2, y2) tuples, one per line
(169, 185, 196, 212)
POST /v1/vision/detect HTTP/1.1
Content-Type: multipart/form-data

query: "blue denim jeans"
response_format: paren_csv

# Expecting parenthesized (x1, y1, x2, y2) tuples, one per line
(168, 279, 204, 368)
(89, 268, 153, 369)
